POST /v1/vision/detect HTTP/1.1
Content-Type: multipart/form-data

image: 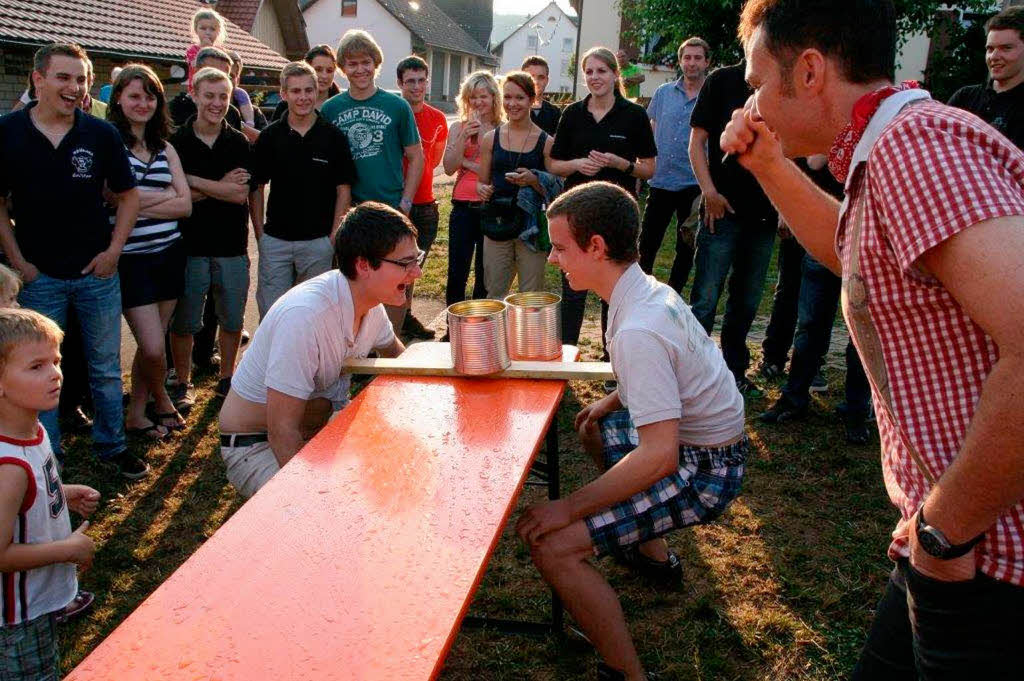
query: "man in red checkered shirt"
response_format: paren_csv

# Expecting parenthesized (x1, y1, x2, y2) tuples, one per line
(723, 0, 1024, 677)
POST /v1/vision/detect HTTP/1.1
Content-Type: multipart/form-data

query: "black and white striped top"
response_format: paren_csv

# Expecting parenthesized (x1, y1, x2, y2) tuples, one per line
(115, 147, 182, 255)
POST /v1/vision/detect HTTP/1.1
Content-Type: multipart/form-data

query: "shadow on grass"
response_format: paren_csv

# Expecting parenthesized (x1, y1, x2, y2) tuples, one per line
(58, 386, 242, 671)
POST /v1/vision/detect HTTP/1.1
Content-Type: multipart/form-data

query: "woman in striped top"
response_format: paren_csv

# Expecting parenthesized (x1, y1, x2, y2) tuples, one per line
(107, 64, 192, 439)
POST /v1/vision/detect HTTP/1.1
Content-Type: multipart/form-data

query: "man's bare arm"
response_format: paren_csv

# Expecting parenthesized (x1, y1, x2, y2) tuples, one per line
(266, 388, 310, 467)
(331, 184, 352, 241)
(187, 175, 249, 204)
(0, 197, 35, 281)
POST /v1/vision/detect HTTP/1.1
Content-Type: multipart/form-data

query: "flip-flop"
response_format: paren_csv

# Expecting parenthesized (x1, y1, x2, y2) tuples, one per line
(125, 423, 168, 441)
(56, 590, 95, 623)
(153, 411, 186, 432)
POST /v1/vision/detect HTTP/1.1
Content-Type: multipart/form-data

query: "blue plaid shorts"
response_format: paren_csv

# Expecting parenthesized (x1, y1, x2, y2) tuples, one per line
(0, 612, 60, 680)
(585, 409, 747, 558)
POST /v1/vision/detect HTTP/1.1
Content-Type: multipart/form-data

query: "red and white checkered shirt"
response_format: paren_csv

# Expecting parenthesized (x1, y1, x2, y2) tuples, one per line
(837, 97, 1024, 585)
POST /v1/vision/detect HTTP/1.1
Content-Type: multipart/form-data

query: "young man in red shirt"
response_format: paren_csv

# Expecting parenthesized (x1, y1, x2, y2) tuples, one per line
(396, 55, 448, 339)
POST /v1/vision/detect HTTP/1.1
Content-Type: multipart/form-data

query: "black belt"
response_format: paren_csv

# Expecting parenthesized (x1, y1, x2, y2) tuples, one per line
(220, 433, 269, 448)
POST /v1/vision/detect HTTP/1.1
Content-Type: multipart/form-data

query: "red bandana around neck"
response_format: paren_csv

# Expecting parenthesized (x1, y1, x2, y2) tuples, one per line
(827, 81, 921, 183)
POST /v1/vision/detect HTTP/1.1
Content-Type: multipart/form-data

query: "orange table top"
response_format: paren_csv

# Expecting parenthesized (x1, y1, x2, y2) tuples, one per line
(68, 342, 577, 681)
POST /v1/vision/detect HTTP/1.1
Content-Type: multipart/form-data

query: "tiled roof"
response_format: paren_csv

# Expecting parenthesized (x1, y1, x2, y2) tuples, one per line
(301, 0, 494, 61)
(215, 0, 261, 31)
(0, 0, 288, 70)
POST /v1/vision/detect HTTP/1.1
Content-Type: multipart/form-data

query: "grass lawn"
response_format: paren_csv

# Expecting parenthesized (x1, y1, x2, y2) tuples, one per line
(57, 185, 894, 680)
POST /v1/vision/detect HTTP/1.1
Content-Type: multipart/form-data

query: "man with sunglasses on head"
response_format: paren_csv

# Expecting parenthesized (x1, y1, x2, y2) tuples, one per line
(218, 203, 422, 499)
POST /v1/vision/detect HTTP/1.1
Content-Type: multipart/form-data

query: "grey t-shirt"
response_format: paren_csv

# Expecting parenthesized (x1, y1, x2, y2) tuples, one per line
(606, 263, 744, 445)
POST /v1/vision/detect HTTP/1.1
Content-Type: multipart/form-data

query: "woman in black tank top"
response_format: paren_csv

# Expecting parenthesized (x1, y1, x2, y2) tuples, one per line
(476, 72, 555, 299)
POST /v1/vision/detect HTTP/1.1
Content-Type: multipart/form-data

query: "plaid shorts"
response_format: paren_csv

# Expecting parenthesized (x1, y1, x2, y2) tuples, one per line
(585, 409, 747, 559)
(0, 612, 60, 680)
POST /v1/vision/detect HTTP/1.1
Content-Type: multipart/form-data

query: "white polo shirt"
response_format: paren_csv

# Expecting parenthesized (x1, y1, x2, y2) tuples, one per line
(606, 263, 744, 446)
(231, 271, 396, 409)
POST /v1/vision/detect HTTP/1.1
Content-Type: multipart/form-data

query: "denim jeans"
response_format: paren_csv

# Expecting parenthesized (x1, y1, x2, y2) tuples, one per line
(782, 255, 871, 415)
(689, 214, 776, 379)
(19, 273, 126, 460)
(761, 236, 805, 367)
(445, 202, 487, 307)
(852, 559, 1024, 680)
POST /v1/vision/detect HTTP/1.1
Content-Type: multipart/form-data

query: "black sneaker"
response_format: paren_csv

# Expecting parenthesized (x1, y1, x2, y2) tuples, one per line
(215, 377, 232, 398)
(809, 371, 829, 393)
(597, 663, 627, 681)
(735, 376, 764, 399)
(759, 395, 808, 424)
(617, 546, 682, 586)
(110, 451, 150, 480)
(845, 416, 871, 445)
(402, 314, 435, 340)
(60, 406, 93, 433)
(757, 360, 785, 380)
(240, 329, 251, 347)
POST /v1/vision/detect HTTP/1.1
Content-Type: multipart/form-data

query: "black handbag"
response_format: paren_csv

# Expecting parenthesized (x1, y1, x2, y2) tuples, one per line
(480, 195, 524, 241)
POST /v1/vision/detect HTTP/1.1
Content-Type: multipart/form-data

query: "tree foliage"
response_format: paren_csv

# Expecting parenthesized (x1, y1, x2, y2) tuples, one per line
(620, 0, 993, 90)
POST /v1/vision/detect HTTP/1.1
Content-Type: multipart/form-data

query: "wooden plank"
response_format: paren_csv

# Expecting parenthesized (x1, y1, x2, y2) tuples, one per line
(68, 342, 578, 681)
(344, 342, 614, 381)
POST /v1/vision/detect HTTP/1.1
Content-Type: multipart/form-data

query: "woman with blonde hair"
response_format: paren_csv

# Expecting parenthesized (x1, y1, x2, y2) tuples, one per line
(441, 70, 503, 309)
(549, 45, 657, 350)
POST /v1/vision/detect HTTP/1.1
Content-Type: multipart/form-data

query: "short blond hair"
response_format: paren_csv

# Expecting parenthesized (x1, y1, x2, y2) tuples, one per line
(280, 61, 317, 89)
(0, 309, 62, 377)
(457, 70, 503, 125)
(337, 30, 383, 68)
(192, 66, 232, 93)
(0, 265, 21, 303)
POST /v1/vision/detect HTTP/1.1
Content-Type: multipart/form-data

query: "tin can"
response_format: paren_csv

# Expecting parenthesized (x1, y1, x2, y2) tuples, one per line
(504, 291, 562, 361)
(446, 299, 511, 375)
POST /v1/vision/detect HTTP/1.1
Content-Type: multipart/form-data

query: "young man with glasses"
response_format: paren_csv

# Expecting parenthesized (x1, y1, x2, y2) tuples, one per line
(218, 202, 421, 498)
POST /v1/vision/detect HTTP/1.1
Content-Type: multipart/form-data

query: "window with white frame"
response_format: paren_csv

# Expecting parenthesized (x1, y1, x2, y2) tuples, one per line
(563, 37, 572, 53)
(527, 34, 539, 50)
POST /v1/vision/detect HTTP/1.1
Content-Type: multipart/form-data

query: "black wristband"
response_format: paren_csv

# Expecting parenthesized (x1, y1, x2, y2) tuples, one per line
(625, 161, 635, 176)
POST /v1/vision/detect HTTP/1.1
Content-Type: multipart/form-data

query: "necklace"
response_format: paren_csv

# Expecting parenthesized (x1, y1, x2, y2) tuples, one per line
(503, 123, 532, 170)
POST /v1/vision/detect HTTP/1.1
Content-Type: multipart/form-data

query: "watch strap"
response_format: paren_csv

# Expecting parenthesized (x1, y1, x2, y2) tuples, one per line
(917, 508, 984, 559)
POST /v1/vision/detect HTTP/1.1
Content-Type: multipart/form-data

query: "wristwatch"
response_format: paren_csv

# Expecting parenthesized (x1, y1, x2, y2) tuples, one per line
(916, 508, 984, 559)
(625, 161, 636, 176)
(399, 197, 413, 212)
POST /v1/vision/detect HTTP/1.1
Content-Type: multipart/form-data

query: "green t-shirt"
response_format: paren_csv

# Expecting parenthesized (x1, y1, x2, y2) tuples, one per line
(621, 63, 642, 100)
(320, 88, 420, 207)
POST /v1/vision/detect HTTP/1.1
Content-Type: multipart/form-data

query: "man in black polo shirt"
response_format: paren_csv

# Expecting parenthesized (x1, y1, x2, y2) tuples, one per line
(169, 67, 258, 401)
(168, 47, 252, 140)
(0, 42, 148, 478)
(688, 61, 778, 396)
(949, 6, 1024, 151)
(522, 55, 562, 136)
(252, 62, 355, 318)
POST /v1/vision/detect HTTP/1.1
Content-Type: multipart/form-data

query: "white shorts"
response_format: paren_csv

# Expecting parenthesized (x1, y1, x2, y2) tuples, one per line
(220, 435, 279, 499)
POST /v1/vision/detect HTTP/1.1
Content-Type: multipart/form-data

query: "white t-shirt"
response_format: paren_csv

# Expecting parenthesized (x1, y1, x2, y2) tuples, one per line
(606, 263, 744, 445)
(231, 271, 396, 410)
(0, 425, 76, 626)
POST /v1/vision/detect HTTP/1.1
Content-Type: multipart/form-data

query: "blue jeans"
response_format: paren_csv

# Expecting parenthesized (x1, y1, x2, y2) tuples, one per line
(760, 236, 805, 367)
(782, 255, 871, 415)
(689, 215, 776, 379)
(19, 273, 126, 460)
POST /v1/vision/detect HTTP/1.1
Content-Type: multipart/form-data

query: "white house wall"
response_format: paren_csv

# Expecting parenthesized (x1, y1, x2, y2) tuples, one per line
(497, 2, 578, 92)
(896, 31, 930, 83)
(575, 0, 619, 95)
(303, 0, 412, 89)
(253, 0, 287, 56)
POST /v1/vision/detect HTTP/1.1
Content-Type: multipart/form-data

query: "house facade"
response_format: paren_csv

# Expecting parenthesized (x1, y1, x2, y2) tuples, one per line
(214, 0, 310, 61)
(491, 1, 578, 93)
(301, 0, 495, 108)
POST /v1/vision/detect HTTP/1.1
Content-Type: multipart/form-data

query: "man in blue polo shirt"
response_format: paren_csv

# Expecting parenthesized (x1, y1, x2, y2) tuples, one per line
(639, 37, 710, 292)
(0, 42, 147, 478)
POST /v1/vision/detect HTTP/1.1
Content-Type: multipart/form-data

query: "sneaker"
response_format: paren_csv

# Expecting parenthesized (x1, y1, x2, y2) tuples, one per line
(735, 377, 764, 399)
(809, 371, 829, 393)
(759, 395, 808, 424)
(597, 663, 627, 681)
(240, 329, 251, 347)
(837, 402, 876, 423)
(845, 416, 871, 445)
(168, 381, 196, 415)
(55, 590, 95, 624)
(110, 451, 150, 480)
(60, 406, 93, 433)
(757, 360, 785, 380)
(215, 376, 232, 398)
(617, 546, 682, 586)
(401, 314, 435, 340)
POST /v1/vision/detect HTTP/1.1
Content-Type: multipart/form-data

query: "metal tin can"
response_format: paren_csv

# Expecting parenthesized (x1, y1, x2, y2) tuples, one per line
(446, 299, 511, 375)
(503, 291, 562, 361)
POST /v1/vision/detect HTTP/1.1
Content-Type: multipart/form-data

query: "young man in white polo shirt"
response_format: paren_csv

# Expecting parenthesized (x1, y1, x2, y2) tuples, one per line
(516, 181, 748, 681)
(217, 202, 423, 498)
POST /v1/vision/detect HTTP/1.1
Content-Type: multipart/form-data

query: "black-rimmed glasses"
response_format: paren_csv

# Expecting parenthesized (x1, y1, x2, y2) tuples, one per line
(379, 249, 427, 271)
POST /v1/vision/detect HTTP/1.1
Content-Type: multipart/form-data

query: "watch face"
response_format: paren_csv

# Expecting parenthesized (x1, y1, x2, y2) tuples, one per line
(918, 528, 948, 557)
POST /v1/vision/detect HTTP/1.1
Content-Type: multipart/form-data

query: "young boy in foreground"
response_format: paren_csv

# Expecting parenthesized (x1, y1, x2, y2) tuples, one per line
(0, 309, 99, 679)
(516, 182, 748, 681)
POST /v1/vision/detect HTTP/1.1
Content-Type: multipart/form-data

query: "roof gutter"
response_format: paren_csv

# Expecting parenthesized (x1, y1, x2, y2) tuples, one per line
(0, 37, 284, 71)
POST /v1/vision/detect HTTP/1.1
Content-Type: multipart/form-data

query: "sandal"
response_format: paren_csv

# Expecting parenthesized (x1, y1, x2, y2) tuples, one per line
(153, 410, 186, 432)
(56, 590, 95, 623)
(125, 422, 168, 441)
